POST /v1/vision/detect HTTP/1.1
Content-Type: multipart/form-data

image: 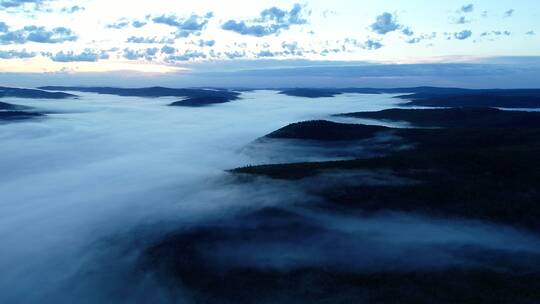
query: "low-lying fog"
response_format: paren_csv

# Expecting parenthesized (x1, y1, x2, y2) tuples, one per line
(1, 91, 539, 303)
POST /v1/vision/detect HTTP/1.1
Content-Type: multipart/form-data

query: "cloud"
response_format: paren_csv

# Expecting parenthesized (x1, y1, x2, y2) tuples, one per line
(0, 26, 77, 44)
(152, 13, 212, 37)
(126, 36, 174, 44)
(454, 30, 472, 40)
(221, 3, 307, 37)
(322, 10, 337, 18)
(107, 18, 148, 30)
(480, 31, 511, 37)
(526, 31, 536, 36)
(132, 21, 147, 28)
(406, 32, 437, 44)
(0, 49, 36, 59)
(223, 50, 246, 59)
(460, 4, 474, 13)
(122, 48, 141, 60)
(165, 50, 207, 62)
(363, 39, 383, 50)
(123, 48, 160, 61)
(61, 5, 84, 14)
(196, 39, 215, 47)
(0, 22, 8, 32)
(106, 20, 130, 29)
(49, 49, 108, 62)
(160, 45, 176, 54)
(402, 27, 414, 36)
(504, 9, 514, 17)
(452, 5, 474, 24)
(0, 0, 45, 8)
(453, 16, 471, 24)
(320, 48, 341, 56)
(281, 41, 303, 56)
(145, 47, 158, 57)
(370, 12, 400, 35)
(221, 21, 270, 37)
(257, 50, 276, 58)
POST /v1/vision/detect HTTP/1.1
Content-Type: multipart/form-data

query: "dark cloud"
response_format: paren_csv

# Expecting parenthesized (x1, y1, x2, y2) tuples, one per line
(152, 13, 212, 37)
(454, 30, 472, 40)
(370, 12, 400, 35)
(504, 9, 514, 17)
(0, 49, 36, 59)
(50, 49, 108, 62)
(0, 25, 77, 44)
(221, 3, 307, 37)
(460, 4, 474, 13)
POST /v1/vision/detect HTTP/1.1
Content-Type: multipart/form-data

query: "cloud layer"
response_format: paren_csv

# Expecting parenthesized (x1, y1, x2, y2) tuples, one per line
(222, 3, 307, 37)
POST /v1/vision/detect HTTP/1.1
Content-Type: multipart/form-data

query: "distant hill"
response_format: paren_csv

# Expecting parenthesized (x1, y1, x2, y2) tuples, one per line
(0, 111, 45, 121)
(278, 87, 540, 108)
(0, 101, 29, 110)
(278, 87, 472, 98)
(0, 87, 76, 99)
(234, 114, 540, 229)
(170, 96, 238, 107)
(266, 120, 390, 141)
(39, 86, 242, 107)
(337, 107, 540, 128)
(39, 86, 240, 99)
(398, 91, 540, 108)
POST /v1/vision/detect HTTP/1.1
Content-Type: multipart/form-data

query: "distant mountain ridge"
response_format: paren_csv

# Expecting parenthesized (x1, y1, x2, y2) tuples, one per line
(0, 87, 76, 99)
(39, 86, 240, 98)
(278, 87, 540, 108)
(32, 86, 540, 108)
(39, 86, 242, 107)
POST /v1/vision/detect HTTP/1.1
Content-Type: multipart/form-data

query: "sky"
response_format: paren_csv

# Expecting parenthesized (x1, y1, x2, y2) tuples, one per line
(0, 0, 539, 87)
